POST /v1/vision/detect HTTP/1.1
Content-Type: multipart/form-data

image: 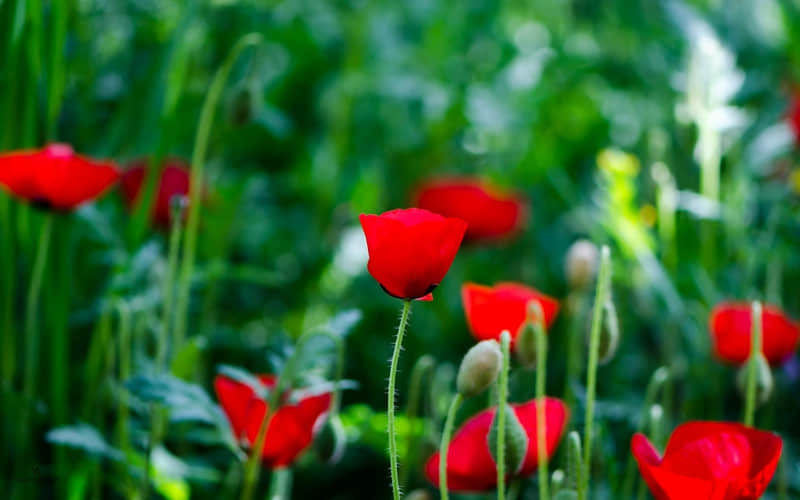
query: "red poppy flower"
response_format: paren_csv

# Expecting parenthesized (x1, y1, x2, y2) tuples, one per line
(120, 159, 191, 226)
(414, 177, 526, 243)
(424, 397, 569, 492)
(631, 421, 782, 500)
(359, 208, 467, 300)
(462, 282, 560, 346)
(0, 143, 119, 211)
(709, 302, 799, 366)
(214, 374, 331, 468)
(788, 92, 800, 146)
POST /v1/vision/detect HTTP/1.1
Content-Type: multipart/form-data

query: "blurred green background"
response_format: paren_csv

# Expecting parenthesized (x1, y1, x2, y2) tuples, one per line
(3, 0, 800, 498)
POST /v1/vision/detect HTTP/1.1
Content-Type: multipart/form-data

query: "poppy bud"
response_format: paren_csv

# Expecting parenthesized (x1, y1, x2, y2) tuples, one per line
(551, 469, 565, 492)
(565, 240, 599, 290)
(169, 194, 189, 226)
(565, 431, 583, 490)
(596, 299, 620, 365)
(488, 404, 529, 474)
(404, 490, 433, 500)
(515, 301, 545, 369)
(457, 340, 502, 397)
(313, 413, 347, 464)
(736, 353, 774, 408)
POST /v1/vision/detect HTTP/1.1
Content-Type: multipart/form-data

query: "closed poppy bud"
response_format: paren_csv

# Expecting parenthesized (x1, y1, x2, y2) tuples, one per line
(709, 302, 800, 366)
(413, 177, 527, 243)
(515, 302, 545, 369)
(0, 144, 119, 211)
(313, 413, 347, 464)
(565, 240, 599, 290)
(359, 208, 467, 300)
(632, 421, 782, 500)
(736, 353, 773, 408)
(488, 404, 530, 475)
(595, 299, 620, 365)
(457, 340, 502, 398)
(404, 490, 433, 500)
(550, 469, 565, 493)
(565, 431, 583, 491)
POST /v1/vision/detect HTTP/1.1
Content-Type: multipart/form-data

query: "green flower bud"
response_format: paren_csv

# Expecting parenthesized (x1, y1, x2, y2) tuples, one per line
(597, 299, 620, 365)
(457, 340, 502, 397)
(736, 353, 774, 408)
(313, 413, 347, 464)
(487, 404, 529, 474)
(565, 240, 599, 290)
(565, 431, 583, 491)
(551, 469, 565, 493)
(404, 490, 433, 500)
(515, 301, 546, 369)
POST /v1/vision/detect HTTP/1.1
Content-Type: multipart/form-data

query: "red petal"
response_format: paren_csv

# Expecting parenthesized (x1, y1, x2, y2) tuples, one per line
(0, 144, 119, 210)
(710, 302, 799, 365)
(414, 177, 527, 243)
(121, 159, 191, 226)
(462, 282, 560, 345)
(632, 433, 719, 500)
(423, 397, 569, 493)
(214, 374, 331, 468)
(360, 209, 467, 300)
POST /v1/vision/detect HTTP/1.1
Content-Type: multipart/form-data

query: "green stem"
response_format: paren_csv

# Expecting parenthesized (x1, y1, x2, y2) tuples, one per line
(743, 301, 762, 427)
(158, 201, 184, 367)
(172, 33, 262, 349)
(116, 301, 132, 450)
(0, 195, 15, 389)
(22, 213, 53, 414)
(438, 393, 462, 500)
(497, 330, 511, 500)
(581, 245, 611, 499)
(534, 315, 549, 500)
(266, 467, 292, 500)
(387, 299, 411, 500)
(240, 405, 275, 500)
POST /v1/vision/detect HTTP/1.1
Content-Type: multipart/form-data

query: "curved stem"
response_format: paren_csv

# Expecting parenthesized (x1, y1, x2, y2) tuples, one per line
(22, 214, 53, 408)
(582, 245, 611, 499)
(534, 315, 549, 500)
(158, 202, 184, 367)
(438, 393, 462, 500)
(173, 32, 262, 348)
(743, 301, 762, 427)
(497, 330, 511, 500)
(240, 406, 275, 500)
(388, 300, 411, 500)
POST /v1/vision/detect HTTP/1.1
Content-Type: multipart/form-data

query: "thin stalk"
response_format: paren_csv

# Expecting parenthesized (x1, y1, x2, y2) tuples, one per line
(158, 200, 184, 367)
(387, 299, 411, 500)
(172, 33, 262, 349)
(21, 213, 53, 416)
(266, 467, 293, 500)
(0, 195, 15, 389)
(581, 245, 612, 499)
(497, 330, 511, 500)
(563, 292, 585, 407)
(116, 301, 132, 452)
(438, 393, 462, 500)
(534, 314, 549, 500)
(743, 301, 762, 427)
(240, 406, 275, 500)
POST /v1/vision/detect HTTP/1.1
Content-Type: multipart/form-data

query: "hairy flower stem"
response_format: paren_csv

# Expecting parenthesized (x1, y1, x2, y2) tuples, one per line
(743, 301, 762, 427)
(581, 245, 612, 499)
(438, 393, 463, 500)
(497, 330, 511, 500)
(173, 33, 262, 350)
(388, 299, 412, 500)
(534, 313, 549, 500)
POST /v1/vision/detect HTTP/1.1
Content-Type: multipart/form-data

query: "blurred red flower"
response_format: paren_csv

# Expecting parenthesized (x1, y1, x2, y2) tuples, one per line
(424, 397, 569, 492)
(121, 159, 191, 226)
(414, 177, 526, 243)
(632, 421, 781, 500)
(0, 143, 119, 211)
(214, 374, 331, 468)
(359, 208, 467, 300)
(709, 302, 799, 366)
(788, 92, 800, 146)
(462, 282, 559, 346)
